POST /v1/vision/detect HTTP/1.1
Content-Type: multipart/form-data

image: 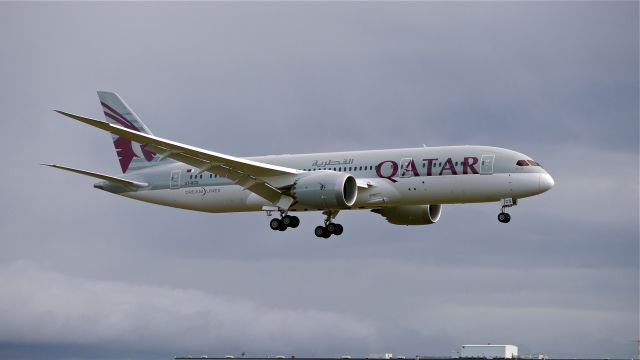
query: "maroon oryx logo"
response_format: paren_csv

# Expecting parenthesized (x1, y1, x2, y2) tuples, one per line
(101, 101, 155, 173)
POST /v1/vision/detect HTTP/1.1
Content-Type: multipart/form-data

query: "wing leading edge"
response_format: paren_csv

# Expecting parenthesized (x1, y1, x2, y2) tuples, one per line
(54, 110, 298, 208)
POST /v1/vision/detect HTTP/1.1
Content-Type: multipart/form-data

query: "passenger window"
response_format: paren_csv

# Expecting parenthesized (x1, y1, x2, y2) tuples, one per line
(359, 166, 362, 171)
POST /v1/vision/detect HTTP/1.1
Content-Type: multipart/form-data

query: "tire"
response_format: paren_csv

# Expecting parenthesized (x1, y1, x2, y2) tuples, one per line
(333, 224, 344, 236)
(504, 213, 511, 223)
(282, 215, 293, 227)
(314, 226, 328, 238)
(290, 216, 300, 228)
(270, 218, 283, 230)
(498, 213, 507, 223)
(327, 223, 337, 234)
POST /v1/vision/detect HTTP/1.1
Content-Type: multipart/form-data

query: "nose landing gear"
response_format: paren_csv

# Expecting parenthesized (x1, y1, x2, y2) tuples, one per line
(498, 198, 517, 224)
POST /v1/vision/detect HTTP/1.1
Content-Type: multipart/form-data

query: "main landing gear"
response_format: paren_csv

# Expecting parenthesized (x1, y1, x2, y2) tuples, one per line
(266, 210, 344, 238)
(314, 210, 344, 238)
(498, 198, 517, 224)
(269, 214, 300, 231)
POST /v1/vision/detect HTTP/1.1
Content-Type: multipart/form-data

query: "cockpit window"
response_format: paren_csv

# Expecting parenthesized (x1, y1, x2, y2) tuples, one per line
(517, 159, 543, 167)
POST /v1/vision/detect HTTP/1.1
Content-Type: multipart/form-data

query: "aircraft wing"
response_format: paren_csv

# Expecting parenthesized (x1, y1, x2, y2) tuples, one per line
(54, 110, 298, 207)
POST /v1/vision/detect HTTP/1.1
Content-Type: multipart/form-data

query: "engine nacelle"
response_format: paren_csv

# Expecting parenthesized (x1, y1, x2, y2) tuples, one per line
(373, 205, 442, 225)
(291, 171, 357, 209)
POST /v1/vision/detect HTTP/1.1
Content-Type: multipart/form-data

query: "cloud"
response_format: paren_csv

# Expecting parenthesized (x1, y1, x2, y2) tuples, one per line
(3, 257, 635, 358)
(0, 1, 636, 359)
(0, 261, 376, 354)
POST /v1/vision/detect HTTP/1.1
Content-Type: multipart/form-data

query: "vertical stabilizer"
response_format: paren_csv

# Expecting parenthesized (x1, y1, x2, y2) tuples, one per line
(97, 91, 170, 173)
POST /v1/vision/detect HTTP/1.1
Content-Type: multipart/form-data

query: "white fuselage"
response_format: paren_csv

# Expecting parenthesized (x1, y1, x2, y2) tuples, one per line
(114, 145, 554, 214)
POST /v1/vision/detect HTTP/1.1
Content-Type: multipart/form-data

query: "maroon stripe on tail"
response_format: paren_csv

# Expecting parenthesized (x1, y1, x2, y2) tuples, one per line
(100, 101, 138, 130)
(104, 112, 138, 131)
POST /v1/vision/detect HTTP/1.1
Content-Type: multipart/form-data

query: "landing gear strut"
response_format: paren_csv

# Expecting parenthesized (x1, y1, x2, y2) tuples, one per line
(314, 210, 344, 238)
(498, 198, 517, 224)
(269, 213, 300, 231)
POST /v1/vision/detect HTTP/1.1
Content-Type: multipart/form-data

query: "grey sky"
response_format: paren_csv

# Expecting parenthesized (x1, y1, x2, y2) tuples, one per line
(0, 2, 638, 360)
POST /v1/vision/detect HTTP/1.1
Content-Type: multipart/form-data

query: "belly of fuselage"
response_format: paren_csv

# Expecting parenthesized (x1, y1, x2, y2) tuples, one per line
(118, 172, 536, 213)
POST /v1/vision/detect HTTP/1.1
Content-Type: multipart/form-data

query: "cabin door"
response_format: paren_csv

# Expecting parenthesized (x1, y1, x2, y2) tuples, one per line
(170, 170, 180, 189)
(480, 155, 495, 174)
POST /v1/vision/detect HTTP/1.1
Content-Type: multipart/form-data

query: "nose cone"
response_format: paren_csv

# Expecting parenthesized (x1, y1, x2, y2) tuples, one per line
(539, 173, 555, 193)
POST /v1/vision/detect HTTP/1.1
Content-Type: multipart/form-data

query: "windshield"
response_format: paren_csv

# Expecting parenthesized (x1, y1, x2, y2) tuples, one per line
(516, 159, 543, 167)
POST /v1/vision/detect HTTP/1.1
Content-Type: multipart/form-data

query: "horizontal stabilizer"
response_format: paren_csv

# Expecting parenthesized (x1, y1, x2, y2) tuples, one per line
(42, 164, 148, 189)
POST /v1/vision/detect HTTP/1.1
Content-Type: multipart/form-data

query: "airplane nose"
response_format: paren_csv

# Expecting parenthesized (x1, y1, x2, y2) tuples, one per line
(539, 173, 555, 193)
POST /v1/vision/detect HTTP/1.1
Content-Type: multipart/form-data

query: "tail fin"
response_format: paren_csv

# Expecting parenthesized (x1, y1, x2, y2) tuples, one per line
(97, 91, 169, 173)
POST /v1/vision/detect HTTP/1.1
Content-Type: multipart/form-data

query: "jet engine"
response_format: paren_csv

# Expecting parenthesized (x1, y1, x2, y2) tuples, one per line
(291, 171, 357, 209)
(373, 205, 442, 225)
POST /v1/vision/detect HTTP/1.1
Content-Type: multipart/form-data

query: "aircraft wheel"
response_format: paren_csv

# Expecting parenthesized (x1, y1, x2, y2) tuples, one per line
(315, 226, 330, 238)
(498, 213, 509, 223)
(270, 218, 284, 231)
(333, 224, 344, 236)
(289, 216, 300, 228)
(326, 223, 343, 236)
(282, 215, 294, 227)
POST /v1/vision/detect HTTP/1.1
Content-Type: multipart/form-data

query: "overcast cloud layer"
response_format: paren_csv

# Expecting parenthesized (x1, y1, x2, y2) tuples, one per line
(0, 2, 638, 360)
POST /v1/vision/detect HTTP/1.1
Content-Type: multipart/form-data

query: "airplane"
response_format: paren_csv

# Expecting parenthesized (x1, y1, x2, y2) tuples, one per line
(44, 91, 555, 238)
